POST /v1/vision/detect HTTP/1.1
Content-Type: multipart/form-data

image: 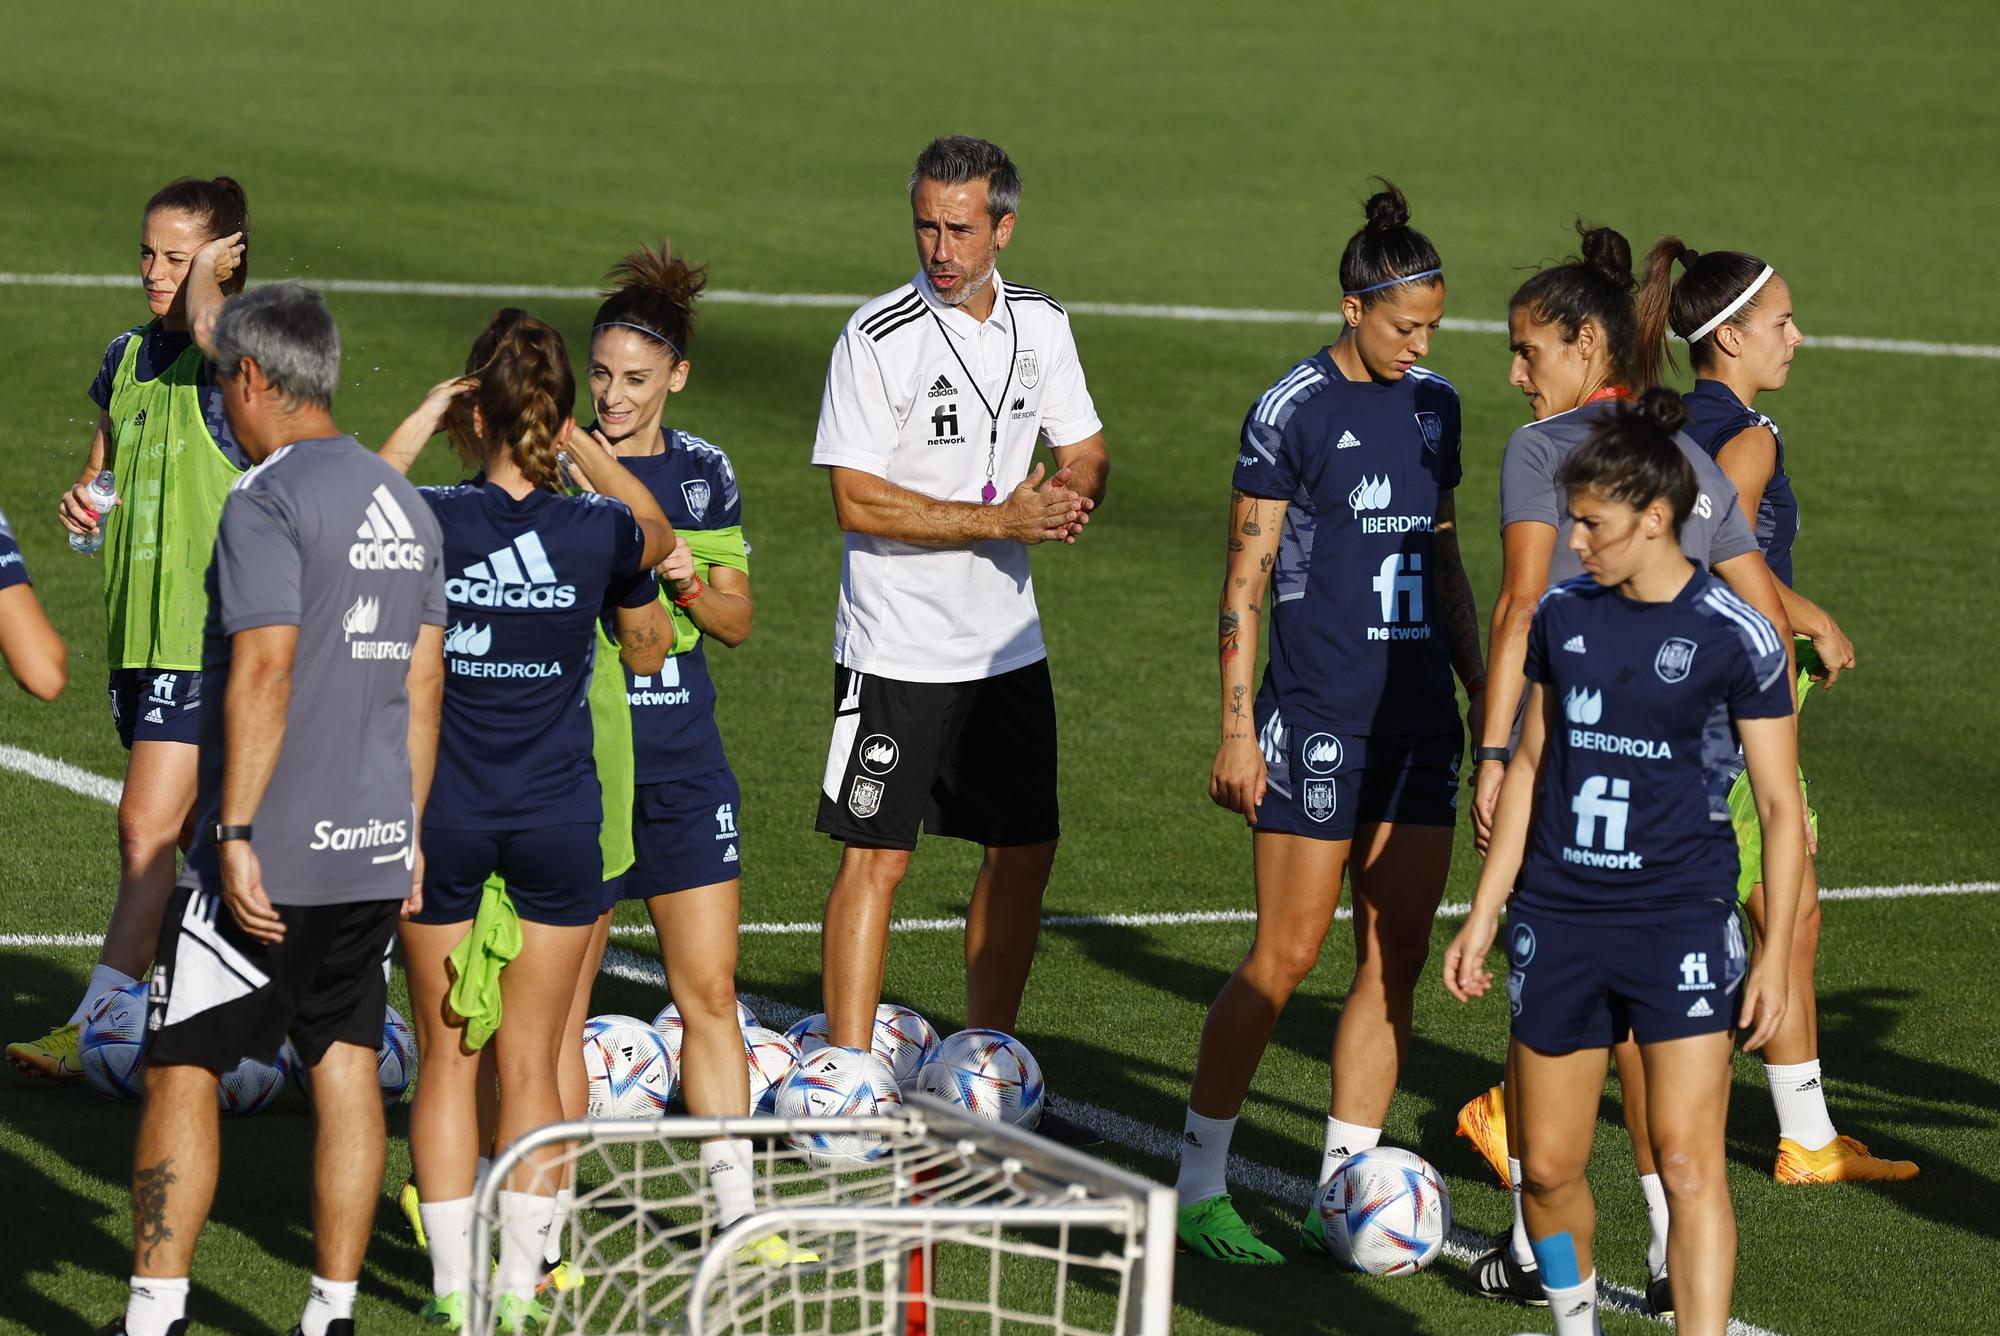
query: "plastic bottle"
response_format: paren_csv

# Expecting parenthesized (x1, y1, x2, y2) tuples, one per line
(69, 470, 118, 555)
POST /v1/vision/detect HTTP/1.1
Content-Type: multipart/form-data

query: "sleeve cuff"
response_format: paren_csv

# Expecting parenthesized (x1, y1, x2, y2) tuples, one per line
(1043, 415, 1105, 450)
(221, 611, 302, 635)
(812, 451, 890, 479)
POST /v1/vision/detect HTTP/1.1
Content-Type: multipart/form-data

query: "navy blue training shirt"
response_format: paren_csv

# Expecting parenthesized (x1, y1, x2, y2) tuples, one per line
(1520, 569, 1793, 918)
(616, 429, 744, 783)
(89, 322, 250, 469)
(1682, 380, 1799, 588)
(420, 480, 652, 830)
(1232, 351, 1463, 736)
(0, 506, 29, 591)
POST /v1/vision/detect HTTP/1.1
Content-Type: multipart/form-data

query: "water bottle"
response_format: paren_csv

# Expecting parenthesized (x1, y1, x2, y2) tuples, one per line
(69, 469, 118, 556)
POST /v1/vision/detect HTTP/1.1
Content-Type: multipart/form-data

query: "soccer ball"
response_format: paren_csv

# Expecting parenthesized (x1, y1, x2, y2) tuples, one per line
(1313, 1147, 1451, 1276)
(785, 1004, 940, 1090)
(217, 1051, 290, 1115)
(79, 980, 151, 1102)
(282, 1004, 418, 1103)
(584, 1012, 653, 1041)
(742, 1025, 803, 1114)
(917, 1028, 1045, 1129)
(774, 1046, 903, 1161)
(583, 1020, 675, 1118)
(652, 998, 761, 1066)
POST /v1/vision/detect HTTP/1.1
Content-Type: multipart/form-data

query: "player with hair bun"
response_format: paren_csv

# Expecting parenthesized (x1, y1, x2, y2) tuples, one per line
(1176, 182, 1485, 1264)
(1636, 240, 1915, 1186)
(376, 309, 677, 1329)
(11, 177, 252, 1085)
(1445, 388, 1804, 1336)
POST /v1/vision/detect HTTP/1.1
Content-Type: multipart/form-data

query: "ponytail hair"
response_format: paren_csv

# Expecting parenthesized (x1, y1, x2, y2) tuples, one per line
(592, 241, 708, 361)
(1557, 387, 1697, 535)
(1511, 223, 1640, 387)
(1338, 181, 1443, 309)
(445, 309, 575, 491)
(144, 176, 251, 293)
(1636, 236, 1771, 381)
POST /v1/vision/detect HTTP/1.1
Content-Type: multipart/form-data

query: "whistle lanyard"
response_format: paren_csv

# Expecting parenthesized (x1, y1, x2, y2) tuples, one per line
(930, 309, 1018, 504)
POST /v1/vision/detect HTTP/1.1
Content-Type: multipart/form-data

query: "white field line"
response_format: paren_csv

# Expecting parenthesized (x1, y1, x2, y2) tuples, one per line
(4, 270, 1998, 361)
(0, 744, 126, 807)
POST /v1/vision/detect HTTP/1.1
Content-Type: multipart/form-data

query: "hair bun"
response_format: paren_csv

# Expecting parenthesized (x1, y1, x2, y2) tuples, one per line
(1632, 385, 1688, 433)
(1362, 181, 1412, 234)
(1576, 225, 1634, 291)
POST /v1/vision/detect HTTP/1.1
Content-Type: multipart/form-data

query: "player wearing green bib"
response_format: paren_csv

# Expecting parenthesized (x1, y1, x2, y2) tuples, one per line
(10, 178, 253, 1085)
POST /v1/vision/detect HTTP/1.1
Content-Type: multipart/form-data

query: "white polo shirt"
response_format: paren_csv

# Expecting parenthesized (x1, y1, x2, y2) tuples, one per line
(812, 270, 1102, 683)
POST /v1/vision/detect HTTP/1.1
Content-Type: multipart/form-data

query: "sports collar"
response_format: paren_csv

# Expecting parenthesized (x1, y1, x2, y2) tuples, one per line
(915, 267, 1011, 339)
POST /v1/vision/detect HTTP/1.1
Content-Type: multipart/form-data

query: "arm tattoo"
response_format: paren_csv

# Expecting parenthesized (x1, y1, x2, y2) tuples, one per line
(135, 1157, 177, 1266)
(1241, 498, 1262, 537)
(1219, 608, 1242, 662)
(1230, 681, 1248, 722)
(1434, 525, 1485, 687)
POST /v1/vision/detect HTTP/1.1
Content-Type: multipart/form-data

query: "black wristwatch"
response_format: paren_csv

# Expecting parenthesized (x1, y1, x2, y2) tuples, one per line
(1473, 746, 1512, 766)
(214, 824, 254, 844)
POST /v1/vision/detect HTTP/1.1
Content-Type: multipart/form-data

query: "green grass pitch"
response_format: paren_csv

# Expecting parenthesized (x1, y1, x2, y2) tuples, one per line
(2, 1, 1997, 1331)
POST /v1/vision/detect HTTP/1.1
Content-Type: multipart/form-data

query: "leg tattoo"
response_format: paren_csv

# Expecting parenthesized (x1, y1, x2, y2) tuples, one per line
(135, 1156, 177, 1266)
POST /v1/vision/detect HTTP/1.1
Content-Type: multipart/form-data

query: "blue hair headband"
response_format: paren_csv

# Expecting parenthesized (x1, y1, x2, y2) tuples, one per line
(593, 320, 682, 359)
(1343, 267, 1444, 297)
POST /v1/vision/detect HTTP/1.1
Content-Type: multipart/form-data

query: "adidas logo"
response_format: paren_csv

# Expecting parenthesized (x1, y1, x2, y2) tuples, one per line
(446, 531, 577, 609)
(1563, 635, 1587, 654)
(928, 374, 957, 398)
(1335, 430, 1361, 450)
(349, 484, 428, 571)
(722, 844, 739, 864)
(1183, 1130, 1202, 1148)
(144, 707, 165, 724)
(1566, 1299, 1592, 1318)
(1797, 1077, 1821, 1091)
(1686, 996, 1714, 1018)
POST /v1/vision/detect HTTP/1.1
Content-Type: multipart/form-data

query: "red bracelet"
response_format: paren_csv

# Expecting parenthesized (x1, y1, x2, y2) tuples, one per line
(672, 574, 706, 608)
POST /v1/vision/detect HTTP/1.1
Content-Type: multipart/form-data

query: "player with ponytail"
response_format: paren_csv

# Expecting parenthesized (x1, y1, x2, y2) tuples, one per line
(1635, 240, 1915, 1186)
(11, 177, 254, 1085)
(1446, 388, 1804, 1336)
(376, 309, 676, 1327)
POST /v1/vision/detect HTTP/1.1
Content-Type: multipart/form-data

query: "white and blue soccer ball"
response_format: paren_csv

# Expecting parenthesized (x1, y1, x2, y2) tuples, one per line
(584, 1012, 653, 1042)
(785, 1004, 940, 1090)
(775, 1046, 903, 1161)
(652, 998, 761, 1067)
(79, 980, 151, 1102)
(742, 1025, 803, 1114)
(283, 1004, 418, 1103)
(1313, 1146, 1451, 1276)
(217, 1050, 290, 1115)
(917, 1028, 1045, 1129)
(583, 1019, 675, 1118)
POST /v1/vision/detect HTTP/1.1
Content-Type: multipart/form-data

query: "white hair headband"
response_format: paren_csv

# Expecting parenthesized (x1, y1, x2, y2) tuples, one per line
(1681, 265, 1774, 344)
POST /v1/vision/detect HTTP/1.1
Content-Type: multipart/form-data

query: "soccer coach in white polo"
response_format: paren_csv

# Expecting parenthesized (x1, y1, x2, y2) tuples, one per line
(811, 135, 1108, 1143)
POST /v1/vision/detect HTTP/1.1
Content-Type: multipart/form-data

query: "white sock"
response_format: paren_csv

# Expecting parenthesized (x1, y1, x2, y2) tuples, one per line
(72, 964, 139, 1024)
(1319, 1117, 1381, 1183)
(1543, 1270, 1601, 1335)
(1507, 1158, 1536, 1267)
(543, 1186, 574, 1267)
(1175, 1109, 1236, 1205)
(299, 1275, 357, 1336)
(1639, 1172, 1671, 1279)
(125, 1275, 190, 1336)
(703, 1138, 757, 1228)
(1765, 1060, 1837, 1150)
(419, 1196, 473, 1297)
(496, 1190, 555, 1300)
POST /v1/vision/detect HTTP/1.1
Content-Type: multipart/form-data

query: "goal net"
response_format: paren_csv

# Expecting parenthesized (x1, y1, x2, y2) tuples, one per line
(467, 1094, 1176, 1335)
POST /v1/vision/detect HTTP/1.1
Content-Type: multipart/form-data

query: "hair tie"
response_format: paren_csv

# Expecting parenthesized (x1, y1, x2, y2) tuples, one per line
(1342, 267, 1443, 298)
(1678, 247, 1700, 269)
(593, 320, 682, 359)
(1679, 265, 1774, 344)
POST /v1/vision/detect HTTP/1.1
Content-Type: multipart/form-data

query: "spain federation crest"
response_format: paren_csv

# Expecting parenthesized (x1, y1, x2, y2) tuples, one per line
(1654, 636, 1698, 684)
(680, 478, 712, 524)
(1015, 349, 1040, 389)
(1414, 411, 1443, 455)
(1302, 779, 1336, 824)
(848, 776, 885, 819)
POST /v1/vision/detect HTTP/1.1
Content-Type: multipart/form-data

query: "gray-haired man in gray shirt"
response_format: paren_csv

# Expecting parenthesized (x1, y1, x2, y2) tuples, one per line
(108, 279, 446, 1336)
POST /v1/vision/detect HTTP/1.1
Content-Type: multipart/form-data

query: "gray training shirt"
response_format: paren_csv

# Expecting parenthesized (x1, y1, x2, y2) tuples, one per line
(1499, 398, 1758, 586)
(182, 436, 446, 906)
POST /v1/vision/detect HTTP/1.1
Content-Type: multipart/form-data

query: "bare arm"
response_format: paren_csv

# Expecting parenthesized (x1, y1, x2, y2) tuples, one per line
(1443, 683, 1550, 1002)
(57, 412, 117, 538)
(0, 584, 68, 700)
(827, 464, 1082, 547)
(402, 622, 443, 915)
(1736, 712, 1805, 1049)
(1209, 489, 1286, 821)
(186, 232, 244, 362)
(1433, 490, 1486, 691)
(1713, 427, 1853, 685)
(558, 427, 675, 570)
(1711, 550, 1797, 686)
(1048, 433, 1109, 506)
(378, 379, 475, 477)
(675, 562, 753, 649)
(612, 599, 673, 676)
(1472, 521, 1557, 851)
(216, 624, 299, 943)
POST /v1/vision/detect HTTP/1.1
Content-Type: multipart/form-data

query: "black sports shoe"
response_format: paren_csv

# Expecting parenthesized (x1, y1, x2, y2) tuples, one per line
(1035, 1101, 1105, 1148)
(98, 1322, 188, 1336)
(1469, 1244, 1549, 1306)
(289, 1323, 356, 1336)
(1647, 1271, 1674, 1319)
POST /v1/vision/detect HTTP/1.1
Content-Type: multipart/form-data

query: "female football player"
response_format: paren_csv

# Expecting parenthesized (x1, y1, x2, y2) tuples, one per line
(1636, 239, 1915, 1186)
(12, 179, 251, 1084)
(1445, 389, 1803, 1336)
(1175, 184, 1485, 1264)
(0, 506, 66, 700)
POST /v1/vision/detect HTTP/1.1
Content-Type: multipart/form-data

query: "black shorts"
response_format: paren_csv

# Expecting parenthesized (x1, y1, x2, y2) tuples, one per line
(416, 823, 603, 926)
(108, 668, 204, 749)
(147, 885, 397, 1073)
(623, 769, 744, 899)
(814, 660, 1060, 850)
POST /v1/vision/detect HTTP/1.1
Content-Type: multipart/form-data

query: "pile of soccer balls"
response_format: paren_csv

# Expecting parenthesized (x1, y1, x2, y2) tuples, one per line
(76, 980, 417, 1114)
(580, 997, 1047, 1162)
